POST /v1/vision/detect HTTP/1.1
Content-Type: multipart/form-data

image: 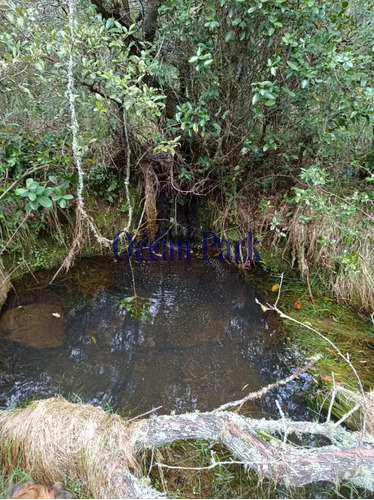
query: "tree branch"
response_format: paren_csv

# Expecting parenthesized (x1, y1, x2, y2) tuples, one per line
(2, 398, 373, 498)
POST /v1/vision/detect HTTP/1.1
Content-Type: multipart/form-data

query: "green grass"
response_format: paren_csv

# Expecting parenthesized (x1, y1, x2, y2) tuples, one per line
(0, 465, 92, 499)
(0, 464, 32, 499)
(248, 265, 374, 424)
(144, 440, 374, 499)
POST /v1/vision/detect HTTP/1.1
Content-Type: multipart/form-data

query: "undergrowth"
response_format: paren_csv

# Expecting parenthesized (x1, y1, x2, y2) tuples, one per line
(248, 259, 374, 426)
(144, 440, 373, 499)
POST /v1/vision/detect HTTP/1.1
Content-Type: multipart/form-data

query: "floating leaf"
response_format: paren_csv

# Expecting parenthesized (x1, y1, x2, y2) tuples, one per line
(271, 283, 280, 292)
(52, 313, 61, 318)
(294, 300, 302, 309)
(242, 383, 249, 391)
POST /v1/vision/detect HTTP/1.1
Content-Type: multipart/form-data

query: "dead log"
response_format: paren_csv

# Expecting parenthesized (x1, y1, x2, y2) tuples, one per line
(1, 398, 374, 498)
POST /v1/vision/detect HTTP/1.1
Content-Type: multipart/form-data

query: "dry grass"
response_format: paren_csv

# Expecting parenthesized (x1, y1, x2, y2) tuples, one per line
(232, 191, 374, 313)
(0, 398, 138, 498)
(270, 201, 374, 312)
(333, 387, 374, 436)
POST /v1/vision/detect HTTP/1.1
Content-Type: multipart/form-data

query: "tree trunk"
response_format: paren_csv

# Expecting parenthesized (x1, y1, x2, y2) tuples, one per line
(143, 0, 162, 41)
(1, 398, 374, 498)
(91, 0, 132, 27)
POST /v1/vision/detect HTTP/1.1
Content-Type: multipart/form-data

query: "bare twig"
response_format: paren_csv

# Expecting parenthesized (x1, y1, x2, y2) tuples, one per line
(334, 404, 361, 428)
(275, 399, 288, 444)
(214, 354, 321, 412)
(326, 372, 336, 424)
(255, 298, 364, 398)
(128, 406, 162, 422)
(275, 271, 284, 308)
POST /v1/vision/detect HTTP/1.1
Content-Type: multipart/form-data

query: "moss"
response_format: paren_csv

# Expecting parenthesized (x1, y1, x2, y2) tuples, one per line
(3, 193, 141, 282)
(196, 199, 215, 231)
(255, 243, 294, 275)
(247, 264, 374, 425)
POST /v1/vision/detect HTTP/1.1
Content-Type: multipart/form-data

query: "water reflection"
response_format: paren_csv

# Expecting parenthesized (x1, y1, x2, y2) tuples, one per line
(0, 257, 311, 417)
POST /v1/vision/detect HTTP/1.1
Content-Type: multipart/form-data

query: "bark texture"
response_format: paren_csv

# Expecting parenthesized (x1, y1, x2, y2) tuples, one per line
(1, 399, 374, 498)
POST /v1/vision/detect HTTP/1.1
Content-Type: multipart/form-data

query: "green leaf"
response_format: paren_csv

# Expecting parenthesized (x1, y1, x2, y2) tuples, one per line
(48, 175, 58, 184)
(287, 61, 299, 71)
(225, 30, 234, 42)
(63, 194, 74, 200)
(28, 192, 37, 201)
(35, 60, 44, 72)
(38, 196, 52, 208)
(213, 123, 221, 134)
(15, 188, 27, 196)
(106, 17, 115, 29)
(252, 93, 260, 105)
(26, 178, 34, 189)
(58, 198, 67, 209)
(29, 200, 39, 210)
(301, 79, 309, 89)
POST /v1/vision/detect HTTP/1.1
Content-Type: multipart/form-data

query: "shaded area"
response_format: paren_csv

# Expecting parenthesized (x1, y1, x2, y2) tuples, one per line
(0, 257, 312, 416)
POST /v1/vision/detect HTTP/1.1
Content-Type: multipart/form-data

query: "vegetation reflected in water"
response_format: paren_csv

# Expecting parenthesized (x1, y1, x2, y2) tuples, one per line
(0, 257, 312, 417)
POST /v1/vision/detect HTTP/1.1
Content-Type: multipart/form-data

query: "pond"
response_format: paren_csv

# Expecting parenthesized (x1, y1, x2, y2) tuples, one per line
(0, 256, 312, 417)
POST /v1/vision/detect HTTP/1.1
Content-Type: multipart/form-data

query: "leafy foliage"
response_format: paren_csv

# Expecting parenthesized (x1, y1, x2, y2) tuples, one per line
(0, 0, 373, 308)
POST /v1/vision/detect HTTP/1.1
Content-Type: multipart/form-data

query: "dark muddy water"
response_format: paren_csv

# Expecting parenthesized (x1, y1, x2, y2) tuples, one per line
(0, 257, 312, 417)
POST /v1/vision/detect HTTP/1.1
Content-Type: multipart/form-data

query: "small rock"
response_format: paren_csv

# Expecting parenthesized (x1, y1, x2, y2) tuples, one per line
(0, 304, 64, 348)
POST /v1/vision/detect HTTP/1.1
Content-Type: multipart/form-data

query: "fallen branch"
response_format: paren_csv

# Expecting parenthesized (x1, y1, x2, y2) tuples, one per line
(1, 398, 374, 498)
